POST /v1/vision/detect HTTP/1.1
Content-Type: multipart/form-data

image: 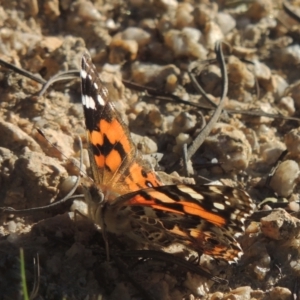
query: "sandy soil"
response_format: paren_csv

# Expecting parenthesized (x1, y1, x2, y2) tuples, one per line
(1, 0, 300, 299)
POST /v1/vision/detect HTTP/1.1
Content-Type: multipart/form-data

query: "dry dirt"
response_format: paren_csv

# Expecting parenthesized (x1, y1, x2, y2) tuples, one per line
(1, 0, 300, 300)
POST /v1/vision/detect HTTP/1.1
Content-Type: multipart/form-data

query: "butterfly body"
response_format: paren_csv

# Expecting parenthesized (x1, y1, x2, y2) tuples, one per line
(80, 52, 254, 263)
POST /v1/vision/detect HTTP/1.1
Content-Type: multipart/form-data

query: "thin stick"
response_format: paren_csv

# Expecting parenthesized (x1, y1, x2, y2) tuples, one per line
(0, 59, 46, 84)
(29, 253, 40, 300)
(186, 41, 228, 161)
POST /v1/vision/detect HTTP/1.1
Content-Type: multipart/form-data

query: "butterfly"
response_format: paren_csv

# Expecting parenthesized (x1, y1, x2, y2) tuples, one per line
(80, 52, 254, 263)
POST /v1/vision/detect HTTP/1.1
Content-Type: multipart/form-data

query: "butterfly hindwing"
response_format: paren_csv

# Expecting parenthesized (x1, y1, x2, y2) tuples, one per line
(104, 184, 254, 262)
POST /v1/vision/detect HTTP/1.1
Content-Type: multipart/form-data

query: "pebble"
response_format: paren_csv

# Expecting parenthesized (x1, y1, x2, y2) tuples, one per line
(260, 140, 286, 165)
(173, 133, 192, 154)
(274, 45, 300, 68)
(59, 175, 78, 194)
(285, 79, 300, 109)
(216, 12, 236, 35)
(131, 133, 158, 154)
(75, 0, 102, 22)
(272, 74, 288, 100)
(261, 209, 300, 240)
(284, 127, 300, 155)
(203, 21, 224, 50)
(203, 123, 252, 172)
(277, 96, 295, 116)
(7, 220, 17, 233)
(43, 0, 60, 20)
(193, 3, 218, 28)
(269, 287, 292, 300)
(227, 56, 255, 89)
(269, 160, 299, 197)
(253, 61, 272, 91)
(164, 28, 207, 59)
(174, 3, 194, 29)
(131, 61, 180, 89)
(171, 111, 196, 135)
(222, 286, 251, 300)
(245, 0, 273, 21)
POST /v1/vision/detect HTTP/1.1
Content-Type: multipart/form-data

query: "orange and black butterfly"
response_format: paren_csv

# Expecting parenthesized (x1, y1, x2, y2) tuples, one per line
(80, 52, 254, 263)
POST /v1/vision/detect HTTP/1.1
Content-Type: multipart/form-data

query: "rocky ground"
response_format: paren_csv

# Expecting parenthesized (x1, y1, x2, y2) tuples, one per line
(1, 0, 300, 299)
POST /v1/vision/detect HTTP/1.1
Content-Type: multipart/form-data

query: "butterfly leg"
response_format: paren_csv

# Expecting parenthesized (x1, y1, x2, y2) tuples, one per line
(101, 208, 110, 262)
(83, 184, 111, 260)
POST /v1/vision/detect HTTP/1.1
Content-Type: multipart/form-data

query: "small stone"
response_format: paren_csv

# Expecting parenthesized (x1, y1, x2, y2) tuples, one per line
(7, 221, 17, 233)
(43, 0, 60, 20)
(277, 96, 295, 116)
(284, 128, 300, 155)
(272, 74, 288, 100)
(209, 291, 224, 300)
(171, 111, 196, 136)
(260, 209, 300, 240)
(269, 160, 299, 197)
(269, 287, 292, 300)
(193, 3, 218, 28)
(173, 133, 192, 154)
(203, 21, 224, 50)
(274, 45, 300, 68)
(131, 61, 180, 90)
(203, 123, 252, 172)
(59, 176, 78, 194)
(75, 0, 102, 22)
(227, 56, 255, 89)
(285, 79, 300, 109)
(245, 0, 273, 21)
(223, 286, 251, 300)
(260, 140, 286, 165)
(109, 39, 138, 64)
(131, 133, 158, 154)
(164, 28, 207, 59)
(174, 3, 194, 29)
(216, 12, 236, 35)
(253, 61, 272, 91)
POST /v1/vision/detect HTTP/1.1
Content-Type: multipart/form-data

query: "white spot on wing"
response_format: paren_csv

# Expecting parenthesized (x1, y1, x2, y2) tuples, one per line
(93, 82, 98, 89)
(81, 70, 87, 79)
(87, 96, 96, 109)
(97, 94, 105, 106)
(83, 95, 96, 110)
(82, 95, 86, 105)
(213, 202, 225, 210)
(177, 186, 204, 200)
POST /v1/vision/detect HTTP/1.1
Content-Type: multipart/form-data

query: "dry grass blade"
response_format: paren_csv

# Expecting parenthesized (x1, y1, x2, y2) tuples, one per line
(0, 59, 46, 84)
(29, 253, 40, 300)
(186, 41, 228, 161)
(38, 70, 79, 96)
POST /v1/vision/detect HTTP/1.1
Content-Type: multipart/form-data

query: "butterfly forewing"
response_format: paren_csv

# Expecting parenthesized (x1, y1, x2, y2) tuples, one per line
(81, 53, 162, 197)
